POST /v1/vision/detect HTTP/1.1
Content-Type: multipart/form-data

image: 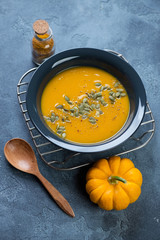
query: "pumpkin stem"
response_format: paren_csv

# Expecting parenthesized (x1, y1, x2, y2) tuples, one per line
(108, 176, 127, 185)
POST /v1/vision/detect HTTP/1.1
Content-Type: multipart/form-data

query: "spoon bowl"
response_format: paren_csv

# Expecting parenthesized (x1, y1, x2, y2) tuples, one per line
(4, 138, 75, 217)
(4, 138, 38, 174)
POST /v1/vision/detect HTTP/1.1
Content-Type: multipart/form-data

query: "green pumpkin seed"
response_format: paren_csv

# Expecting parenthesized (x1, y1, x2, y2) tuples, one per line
(68, 101, 73, 105)
(56, 104, 63, 109)
(116, 92, 121, 97)
(91, 104, 96, 109)
(89, 117, 96, 121)
(70, 113, 74, 117)
(99, 110, 103, 115)
(82, 115, 88, 119)
(103, 86, 108, 90)
(114, 82, 119, 87)
(51, 112, 55, 117)
(95, 111, 100, 117)
(51, 116, 56, 122)
(83, 98, 88, 103)
(89, 119, 96, 124)
(62, 117, 65, 122)
(96, 92, 102, 98)
(95, 82, 101, 86)
(74, 106, 78, 111)
(121, 93, 126, 97)
(62, 133, 66, 138)
(57, 130, 63, 134)
(112, 93, 116, 98)
(95, 104, 100, 109)
(116, 88, 124, 92)
(65, 96, 70, 101)
(102, 101, 107, 106)
(109, 96, 115, 102)
(70, 109, 75, 113)
(84, 107, 90, 112)
(44, 116, 51, 121)
(59, 126, 66, 130)
(100, 86, 104, 91)
(109, 91, 114, 96)
(75, 111, 79, 117)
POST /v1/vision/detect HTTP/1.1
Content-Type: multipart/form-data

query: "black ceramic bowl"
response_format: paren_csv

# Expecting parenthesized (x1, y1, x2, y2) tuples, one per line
(26, 48, 146, 153)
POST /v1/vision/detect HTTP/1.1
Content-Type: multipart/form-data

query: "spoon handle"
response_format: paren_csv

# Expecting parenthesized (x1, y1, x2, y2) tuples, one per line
(36, 171, 75, 217)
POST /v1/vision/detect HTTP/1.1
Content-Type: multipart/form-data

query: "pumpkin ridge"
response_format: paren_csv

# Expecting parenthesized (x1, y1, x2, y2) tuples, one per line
(113, 185, 130, 210)
(93, 159, 112, 176)
(98, 187, 114, 210)
(120, 181, 141, 203)
(109, 156, 121, 174)
(89, 183, 108, 203)
(119, 166, 135, 176)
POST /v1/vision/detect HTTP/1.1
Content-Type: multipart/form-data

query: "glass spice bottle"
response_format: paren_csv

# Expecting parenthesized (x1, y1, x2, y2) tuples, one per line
(32, 20, 55, 65)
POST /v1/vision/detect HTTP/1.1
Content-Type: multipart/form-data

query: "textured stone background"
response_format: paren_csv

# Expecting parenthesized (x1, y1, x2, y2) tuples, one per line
(0, 0, 160, 239)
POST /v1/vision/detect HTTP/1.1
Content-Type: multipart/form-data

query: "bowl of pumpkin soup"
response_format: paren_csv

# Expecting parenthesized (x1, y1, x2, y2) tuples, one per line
(26, 48, 146, 153)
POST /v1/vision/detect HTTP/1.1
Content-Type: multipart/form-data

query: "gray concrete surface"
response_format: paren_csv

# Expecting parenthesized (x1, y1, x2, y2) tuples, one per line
(0, 0, 160, 239)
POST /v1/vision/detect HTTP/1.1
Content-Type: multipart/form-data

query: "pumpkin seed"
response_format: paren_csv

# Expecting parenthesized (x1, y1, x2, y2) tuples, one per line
(68, 101, 73, 105)
(70, 109, 75, 113)
(51, 112, 55, 117)
(95, 104, 100, 109)
(95, 92, 102, 98)
(109, 96, 115, 102)
(58, 126, 66, 130)
(116, 92, 120, 97)
(109, 91, 114, 96)
(79, 110, 83, 115)
(83, 98, 88, 103)
(89, 119, 96, 124)
(64, 96, 70, 101)
(99, 110, 103, 115)
(96, 97, 102, 101)
(100, 86, 104, 91)
(116, 88, 124, 92)
(121, 93, 126, 97)
(95, 82, 101, 86)
(114, 82, 119, 87)
(89, 117, 96, 121)
(74, 106, 78, 111)
(51, 116, 56, 122)
(62, 117, 65, 122)
(102, 101, 107, 106)
(107, 87, 111, 90)
(91, 104, 96, 109)
(56, 104, 63, 109)
(63, 109, 69, 113)
(62, 133, 66, 138)
(95, 111, 100, 117)
(86, 93, 92, 98)
(112, 92, 116, 98)
(44, 116, 51, 121)
(103, 86, 108, 90)
(84, 107, 90, 112)
(70, 113, 74, 117)
(75, 111, 79, 117)
(82, 115, 88, 119)
(57, 130, 63, 134)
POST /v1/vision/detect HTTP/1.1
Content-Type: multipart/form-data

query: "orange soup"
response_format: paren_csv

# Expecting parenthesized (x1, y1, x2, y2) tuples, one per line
(41, 66, 130, 143)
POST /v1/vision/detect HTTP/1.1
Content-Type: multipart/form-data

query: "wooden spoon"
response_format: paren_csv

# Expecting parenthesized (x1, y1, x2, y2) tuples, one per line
(4, 138, 75, 217)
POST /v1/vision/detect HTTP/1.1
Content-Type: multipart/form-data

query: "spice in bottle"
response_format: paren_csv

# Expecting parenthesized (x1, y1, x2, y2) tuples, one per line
(32, 20, 55, 65)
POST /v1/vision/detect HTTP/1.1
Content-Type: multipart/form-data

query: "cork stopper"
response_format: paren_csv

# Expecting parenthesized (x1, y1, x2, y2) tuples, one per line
(33, 20, 49, 35)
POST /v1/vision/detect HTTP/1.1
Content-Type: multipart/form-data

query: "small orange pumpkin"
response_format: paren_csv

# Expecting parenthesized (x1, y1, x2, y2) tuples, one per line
(86, 156, 143, 210)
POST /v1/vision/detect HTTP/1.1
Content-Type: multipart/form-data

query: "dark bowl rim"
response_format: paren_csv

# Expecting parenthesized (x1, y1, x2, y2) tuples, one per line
(26, 47, 146, 153)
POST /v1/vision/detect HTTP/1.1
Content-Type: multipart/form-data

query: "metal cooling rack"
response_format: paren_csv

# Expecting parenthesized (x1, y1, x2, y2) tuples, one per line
(17, 52, 155, 171)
